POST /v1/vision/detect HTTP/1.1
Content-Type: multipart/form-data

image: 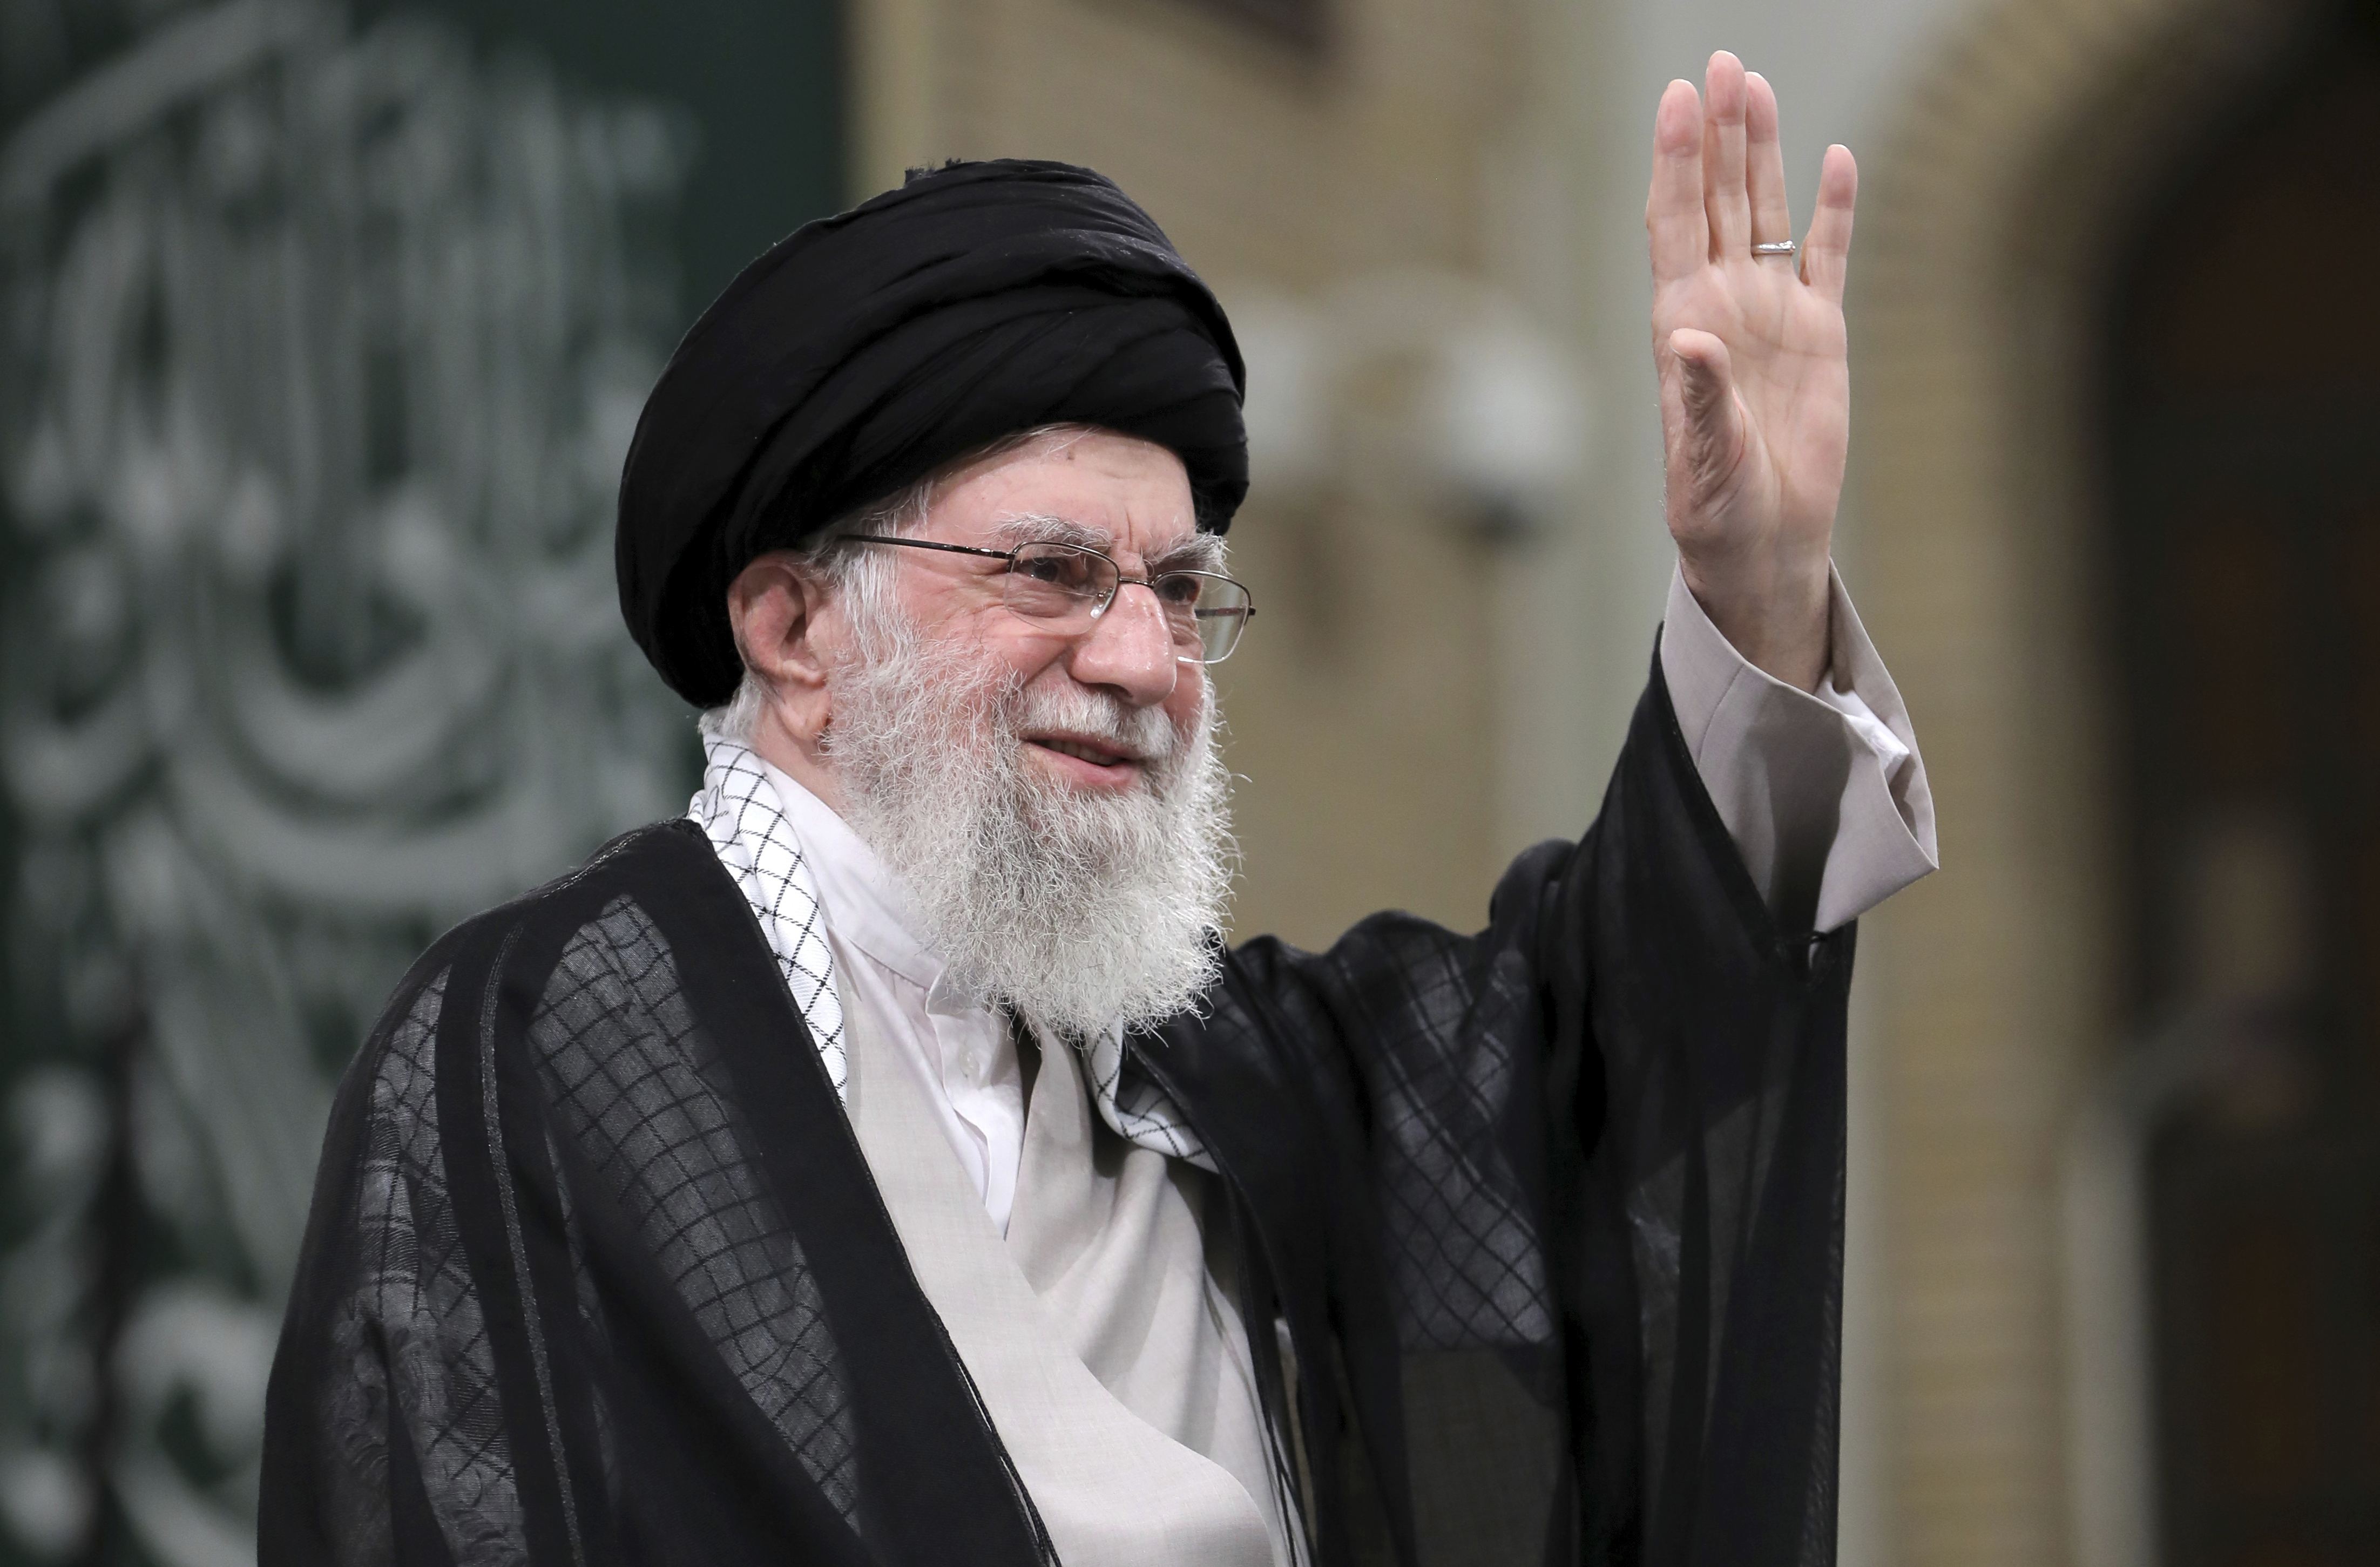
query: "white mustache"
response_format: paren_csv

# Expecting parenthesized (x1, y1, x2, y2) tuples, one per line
(1010, 681, 1182, 764)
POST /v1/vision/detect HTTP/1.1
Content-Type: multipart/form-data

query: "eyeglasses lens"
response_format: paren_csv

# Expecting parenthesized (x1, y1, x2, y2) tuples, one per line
(1002, 544, 1110, 621)
(1002, 544, 1250, 664)
(1187, 582, 1250, 662)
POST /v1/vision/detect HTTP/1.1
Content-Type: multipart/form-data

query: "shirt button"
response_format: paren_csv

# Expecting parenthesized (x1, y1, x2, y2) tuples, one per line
(962, 1048, 985, 1081)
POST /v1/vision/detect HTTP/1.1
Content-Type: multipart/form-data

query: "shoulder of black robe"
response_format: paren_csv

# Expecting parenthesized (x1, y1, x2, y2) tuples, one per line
(1142, 645, 1854, 1567)
(259, 820, 1066, 1567)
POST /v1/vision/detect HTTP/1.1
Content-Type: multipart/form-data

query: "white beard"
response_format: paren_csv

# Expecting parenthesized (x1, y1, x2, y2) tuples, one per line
(823, 609, 1234, 1043)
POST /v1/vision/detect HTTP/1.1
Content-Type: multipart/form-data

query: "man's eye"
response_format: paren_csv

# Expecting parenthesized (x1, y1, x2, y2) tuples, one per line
(1154, 575, 1204, 607)
(1012, 550, 1107, 596)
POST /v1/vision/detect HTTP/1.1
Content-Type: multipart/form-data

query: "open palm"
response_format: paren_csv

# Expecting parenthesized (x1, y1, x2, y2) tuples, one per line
(1648, 52, 1857, 693)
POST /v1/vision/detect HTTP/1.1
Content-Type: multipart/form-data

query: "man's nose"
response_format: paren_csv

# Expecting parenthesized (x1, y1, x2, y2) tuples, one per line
(1066, 582, 1179, 707)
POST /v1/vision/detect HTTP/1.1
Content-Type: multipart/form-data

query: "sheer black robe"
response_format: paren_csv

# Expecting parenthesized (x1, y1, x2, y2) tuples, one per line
(261, 659, 1852, 1567)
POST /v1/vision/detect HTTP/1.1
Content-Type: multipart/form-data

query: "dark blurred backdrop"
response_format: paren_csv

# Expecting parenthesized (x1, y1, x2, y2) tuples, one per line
(0, 4, 834, 1559)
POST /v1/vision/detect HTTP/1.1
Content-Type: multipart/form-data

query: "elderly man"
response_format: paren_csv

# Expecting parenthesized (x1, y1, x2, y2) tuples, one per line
(262, 53, 1933, 1567)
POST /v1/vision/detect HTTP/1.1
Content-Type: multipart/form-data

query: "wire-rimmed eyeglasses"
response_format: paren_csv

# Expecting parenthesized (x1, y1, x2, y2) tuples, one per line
(843, 534, 1256, 664)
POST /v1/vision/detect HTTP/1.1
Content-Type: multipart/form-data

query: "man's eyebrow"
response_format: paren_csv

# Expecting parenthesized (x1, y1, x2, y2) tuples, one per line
(1150, 533, 1227, 574)
(989, 512, 1111, 552)
(988, 512, 1226, 574)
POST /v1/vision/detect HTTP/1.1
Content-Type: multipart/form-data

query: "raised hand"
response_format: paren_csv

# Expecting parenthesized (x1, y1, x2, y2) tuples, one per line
(1648, 51, 1857, 693)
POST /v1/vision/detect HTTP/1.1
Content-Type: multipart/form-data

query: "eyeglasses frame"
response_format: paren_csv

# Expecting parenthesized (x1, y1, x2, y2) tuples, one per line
(840, 533, 1256, 664)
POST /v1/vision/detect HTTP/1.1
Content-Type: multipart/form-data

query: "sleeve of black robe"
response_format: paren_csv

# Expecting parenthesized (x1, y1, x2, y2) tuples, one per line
(1169, 647, 1851, 1567)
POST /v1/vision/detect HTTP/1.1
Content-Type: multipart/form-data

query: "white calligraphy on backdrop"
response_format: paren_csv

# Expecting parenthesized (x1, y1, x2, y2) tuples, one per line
(0, 2, 693, 1558)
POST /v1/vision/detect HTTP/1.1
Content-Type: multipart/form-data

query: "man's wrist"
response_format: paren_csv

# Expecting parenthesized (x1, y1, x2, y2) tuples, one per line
(1678, 552, 1833, 693)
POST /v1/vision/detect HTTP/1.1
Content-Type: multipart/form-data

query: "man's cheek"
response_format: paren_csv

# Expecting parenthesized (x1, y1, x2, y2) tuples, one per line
(1171, 683, 1210, 741)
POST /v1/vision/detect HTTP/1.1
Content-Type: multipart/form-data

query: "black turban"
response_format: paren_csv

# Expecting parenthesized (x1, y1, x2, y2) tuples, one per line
(614, 158, 1249, 709)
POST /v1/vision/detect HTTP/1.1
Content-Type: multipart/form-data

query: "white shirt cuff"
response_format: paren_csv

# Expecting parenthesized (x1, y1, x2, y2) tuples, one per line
(1660, 562, 1939, 932)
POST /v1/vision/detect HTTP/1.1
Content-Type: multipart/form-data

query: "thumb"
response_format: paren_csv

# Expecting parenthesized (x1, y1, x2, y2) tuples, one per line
(1662, 328, 1745, 506)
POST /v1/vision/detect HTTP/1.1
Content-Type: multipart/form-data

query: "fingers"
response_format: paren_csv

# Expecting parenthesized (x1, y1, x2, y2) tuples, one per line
(1801, 142, 1858, 301)
(1701, 52, 1752, 259)
(1646, 78, 1708, 284)
(1657, 53, 1849, 290)
(1745, 72, 1794, 253)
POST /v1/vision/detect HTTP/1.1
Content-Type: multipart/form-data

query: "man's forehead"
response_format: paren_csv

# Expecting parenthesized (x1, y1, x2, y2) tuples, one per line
(932, 431, 1208, 559)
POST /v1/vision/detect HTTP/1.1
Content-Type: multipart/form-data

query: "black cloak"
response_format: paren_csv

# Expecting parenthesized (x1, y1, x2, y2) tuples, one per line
(260, 653, 1852, 1567)
(614, 159, 1248, 710)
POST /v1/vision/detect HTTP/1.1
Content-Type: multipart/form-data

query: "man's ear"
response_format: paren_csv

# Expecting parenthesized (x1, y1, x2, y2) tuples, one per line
(725, 552, 836, 738)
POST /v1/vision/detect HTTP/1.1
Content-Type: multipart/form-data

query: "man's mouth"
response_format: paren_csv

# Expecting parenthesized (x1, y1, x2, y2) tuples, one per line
(1027, 734, 1143, 771)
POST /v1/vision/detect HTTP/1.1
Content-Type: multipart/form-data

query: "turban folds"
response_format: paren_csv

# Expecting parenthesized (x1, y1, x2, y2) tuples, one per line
(615, 159, 1249, 709)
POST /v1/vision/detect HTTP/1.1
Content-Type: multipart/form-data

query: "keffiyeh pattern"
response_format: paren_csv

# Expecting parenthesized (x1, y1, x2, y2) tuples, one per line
(690, 737, 849, 1096)
(1083, 1025, 1213, 1171)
